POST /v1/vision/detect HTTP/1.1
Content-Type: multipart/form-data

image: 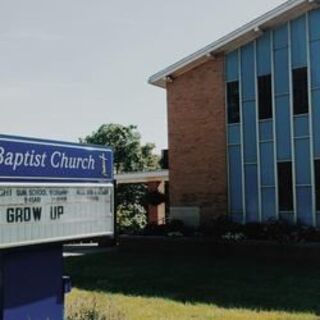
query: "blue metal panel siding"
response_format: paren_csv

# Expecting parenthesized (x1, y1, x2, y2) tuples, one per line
(228, 145, 243, 213)
(257, 31, 274, 222)
(262, 188, 276, 221)
(228, 125, 241, 145)
(274, 24, 288, 49)
(243, 101, 257, 162)
(294, 115, 309, 137)
(291, 15, 307, 68)
(257, 32, 271, 76)
(317, 214, 320, 228)
(226, 50, 239, 82)
(310, 19, 320, 157)
(240, 43, 259, 223)
(245, 164, 259, 222)
(225, 10, 320, 226)
(309, 9, 320, 42)
(295, 138, 311, 185)
(260, 142, 275, 186)
(232, 213, 243, 224)
(260, 121, 273, 141)
(310, 41, 320, 88)
(296, 187, 313, 225)
(274, 49, 289, 95)
(312, 90, 320, 157)
(226, 49, 242, 219)
(274, 25, 289, 97)
(280, 212, 295, 224)
(275, 95, 291, 160)
(241, 43, 255, 101)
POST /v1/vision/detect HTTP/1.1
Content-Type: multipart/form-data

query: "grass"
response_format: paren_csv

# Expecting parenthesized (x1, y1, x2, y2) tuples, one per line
(65, 240, 320, 319)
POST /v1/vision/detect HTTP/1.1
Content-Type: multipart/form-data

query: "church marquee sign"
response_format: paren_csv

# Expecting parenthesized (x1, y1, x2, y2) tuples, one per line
(0, 135, 114, 249)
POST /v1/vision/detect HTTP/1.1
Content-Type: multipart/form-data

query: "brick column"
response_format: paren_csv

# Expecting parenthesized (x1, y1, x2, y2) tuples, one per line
(166, 57, 227, 225)
(147, 181, 166, 225)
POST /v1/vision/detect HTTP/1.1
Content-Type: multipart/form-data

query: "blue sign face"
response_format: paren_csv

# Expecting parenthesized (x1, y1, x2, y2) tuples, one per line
(0, 135, 113, 183)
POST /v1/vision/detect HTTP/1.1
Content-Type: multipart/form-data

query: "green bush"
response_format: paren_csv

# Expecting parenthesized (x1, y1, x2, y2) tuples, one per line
(199, 215, 244, 239)
(146, 215, 320, 243)
(210, 217, 320, 244)
(117, 203, 147, 234)
(128, 210, 320, 243)
(141, 219, 196, 237)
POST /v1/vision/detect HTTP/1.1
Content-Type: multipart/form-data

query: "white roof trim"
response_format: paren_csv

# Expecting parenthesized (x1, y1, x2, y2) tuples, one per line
(115, 170, 169, 184)
(149, 0, 319, 88)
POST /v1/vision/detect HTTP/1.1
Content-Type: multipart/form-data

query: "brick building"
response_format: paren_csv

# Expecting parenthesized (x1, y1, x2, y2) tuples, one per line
(149, 0, 320, 227)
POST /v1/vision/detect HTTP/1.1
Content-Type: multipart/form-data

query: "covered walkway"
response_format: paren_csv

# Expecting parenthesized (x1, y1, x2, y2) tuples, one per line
(115, 170, 169, 225)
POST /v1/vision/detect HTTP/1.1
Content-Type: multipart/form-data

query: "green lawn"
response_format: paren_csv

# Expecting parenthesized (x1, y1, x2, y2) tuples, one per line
(65, 240, 320, 319)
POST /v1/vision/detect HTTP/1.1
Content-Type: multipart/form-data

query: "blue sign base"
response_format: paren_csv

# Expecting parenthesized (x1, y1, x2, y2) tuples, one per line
(0, 245, 67, 320)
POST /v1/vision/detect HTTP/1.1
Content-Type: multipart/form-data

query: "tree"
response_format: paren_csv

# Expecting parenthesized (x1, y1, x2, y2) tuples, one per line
(81, 124, 159, 174)
(81, 124, 161, 231)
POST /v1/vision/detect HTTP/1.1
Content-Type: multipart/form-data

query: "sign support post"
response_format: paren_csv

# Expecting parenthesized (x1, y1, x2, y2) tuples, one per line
(0, 245, 65, 319)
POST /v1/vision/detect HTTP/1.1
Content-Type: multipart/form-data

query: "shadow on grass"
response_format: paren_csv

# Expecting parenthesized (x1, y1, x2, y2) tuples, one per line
(65, 241, 320, 315)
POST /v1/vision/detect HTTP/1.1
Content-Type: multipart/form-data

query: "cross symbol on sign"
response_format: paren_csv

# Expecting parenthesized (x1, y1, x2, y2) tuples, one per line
(99, 153, 108, 177)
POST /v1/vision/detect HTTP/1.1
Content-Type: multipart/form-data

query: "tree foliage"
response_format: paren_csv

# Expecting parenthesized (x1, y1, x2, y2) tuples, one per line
(81, 124, 161, 231)
(81, 124, 159, 174)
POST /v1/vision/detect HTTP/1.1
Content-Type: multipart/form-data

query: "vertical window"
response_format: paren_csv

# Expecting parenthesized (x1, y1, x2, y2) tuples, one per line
(258, 74, 272, 120)
(293, 67, 309, 115)
(160, 149, 169, 169)
(278, 162, 294, 211)
(227, 81, 240, 124)
(315, 160, 320, 211)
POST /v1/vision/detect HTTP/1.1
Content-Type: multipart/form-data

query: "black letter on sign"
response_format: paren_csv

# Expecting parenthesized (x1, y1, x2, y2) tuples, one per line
(7, 208, 14, 223)
(16, 208, 23, 222)
(24, 207, 31, 222)
(33, 207, 42, 221)
(50, 206, 64, 220)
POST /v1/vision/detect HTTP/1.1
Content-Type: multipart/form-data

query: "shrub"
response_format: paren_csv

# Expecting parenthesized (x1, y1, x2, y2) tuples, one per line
(167, 219, 196, 237)
(221, 232, 245, 241)
(199, 216, 320, 243)
(141, 219, 196, 237)
(126, 209, 320, 243)
(143, 223, 168, 236)
(244, 223, 267, 240)
(200, 215, 244, 239)
(168, 219, 185, 232)
(117, 203, 147, 234)
(262, 219, 295, 243)
(298, 225, 320, 242)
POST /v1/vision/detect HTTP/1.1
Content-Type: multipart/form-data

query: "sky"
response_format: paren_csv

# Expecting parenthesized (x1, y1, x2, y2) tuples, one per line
(0, 0, 286, 152)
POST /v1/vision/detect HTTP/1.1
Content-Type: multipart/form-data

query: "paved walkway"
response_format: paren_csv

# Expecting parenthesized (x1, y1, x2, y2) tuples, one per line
(63, 243, 117, 257)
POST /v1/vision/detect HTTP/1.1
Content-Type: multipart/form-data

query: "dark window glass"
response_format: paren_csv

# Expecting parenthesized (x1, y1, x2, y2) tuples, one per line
(315, 160, 320, 211)
(293, 67, 309, 115)
(258, 74, 272, 120)
(160, 149, 169, 169)
(227, 81, 240, 124)
(278, 162, 294, 211)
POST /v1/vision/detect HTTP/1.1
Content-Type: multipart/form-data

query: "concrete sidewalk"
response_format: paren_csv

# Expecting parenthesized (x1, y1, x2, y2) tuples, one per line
(63, 243, 117, 257)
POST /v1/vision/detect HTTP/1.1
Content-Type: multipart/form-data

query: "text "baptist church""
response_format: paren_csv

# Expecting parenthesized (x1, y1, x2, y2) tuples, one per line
(0, 147, 96, 171)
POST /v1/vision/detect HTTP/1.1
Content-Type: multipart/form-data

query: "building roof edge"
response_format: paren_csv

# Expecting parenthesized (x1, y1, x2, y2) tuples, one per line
(149, 0, 318, 88)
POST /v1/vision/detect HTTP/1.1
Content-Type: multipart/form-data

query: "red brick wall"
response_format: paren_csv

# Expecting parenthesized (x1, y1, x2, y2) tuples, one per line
(166, 57, 227, 224)
(147, 181, 166, 225)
